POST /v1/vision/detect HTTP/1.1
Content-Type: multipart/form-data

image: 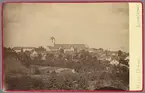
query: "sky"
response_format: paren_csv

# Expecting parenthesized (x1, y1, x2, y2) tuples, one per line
(3, 3, 129, 52)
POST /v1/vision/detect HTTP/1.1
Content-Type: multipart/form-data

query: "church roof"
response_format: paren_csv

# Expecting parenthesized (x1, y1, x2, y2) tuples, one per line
(49, 44, 88, 49)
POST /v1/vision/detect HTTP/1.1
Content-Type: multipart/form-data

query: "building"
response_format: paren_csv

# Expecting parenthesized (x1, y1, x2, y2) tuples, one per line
(88, 48, 94, 53)
(48, 44, 88, 53)
(110, 59, 119, 66)
(47, 37, 89, 53)
(13, 47, 35, 53)
(88, 48, 99, 53)
(30, 50, 38, 60)
(30, 47, 47, 60)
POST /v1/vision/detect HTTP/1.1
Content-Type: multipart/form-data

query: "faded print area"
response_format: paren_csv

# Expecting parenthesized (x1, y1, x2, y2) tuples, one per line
(3, 3, 129, 91)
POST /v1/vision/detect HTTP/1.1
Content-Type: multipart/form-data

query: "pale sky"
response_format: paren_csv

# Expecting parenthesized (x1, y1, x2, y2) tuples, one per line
(3, 3, 129, 52)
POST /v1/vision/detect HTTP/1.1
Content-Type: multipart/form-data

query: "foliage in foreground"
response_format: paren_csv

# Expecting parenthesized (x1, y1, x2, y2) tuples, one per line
(5, 64, 129, 90)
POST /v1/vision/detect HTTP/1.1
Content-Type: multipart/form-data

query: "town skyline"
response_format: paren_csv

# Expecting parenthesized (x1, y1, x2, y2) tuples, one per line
(3, 3, 129, 52)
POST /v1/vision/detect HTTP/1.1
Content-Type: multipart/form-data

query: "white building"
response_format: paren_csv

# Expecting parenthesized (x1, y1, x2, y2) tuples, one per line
(110, 59, 119, 66)
(30, 50, 38, 60)
(13, 47, 35, 53)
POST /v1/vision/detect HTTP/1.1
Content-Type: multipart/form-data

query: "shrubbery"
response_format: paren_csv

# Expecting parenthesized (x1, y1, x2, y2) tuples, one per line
(5, 64, 129, 90)
(5, 75, 44, 90)
(4, 47, 129, 90)
(5, 73, 89, 90)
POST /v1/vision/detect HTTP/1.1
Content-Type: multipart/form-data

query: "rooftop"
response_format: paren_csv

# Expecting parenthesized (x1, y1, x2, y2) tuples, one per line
(48, 44, 89, 49)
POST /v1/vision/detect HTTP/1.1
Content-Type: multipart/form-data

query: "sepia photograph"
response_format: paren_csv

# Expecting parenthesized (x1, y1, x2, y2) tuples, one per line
(3, 3, 130, 91)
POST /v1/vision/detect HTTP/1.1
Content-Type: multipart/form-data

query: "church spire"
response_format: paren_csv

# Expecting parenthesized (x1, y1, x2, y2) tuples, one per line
(50, 36, 55, 47)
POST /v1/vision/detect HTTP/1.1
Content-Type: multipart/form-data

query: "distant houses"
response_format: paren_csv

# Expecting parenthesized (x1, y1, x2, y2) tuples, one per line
(47, 44, 88, 53)
(13, 46, 46, 53)
(12, 37, 90, 54)
(13, 47, 35, 53)
(12, 37, 108, 55)
(46, 37, 89, 53)
(34, 46, 46, 54)
(9, 36, 129, 66)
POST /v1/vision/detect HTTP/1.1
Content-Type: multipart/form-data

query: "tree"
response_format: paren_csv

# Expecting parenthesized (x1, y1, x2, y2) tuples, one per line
(59, 48, 64, 53)
(79, 50, 90, 61)
(99, 48, 103, 51)
(118, 50, 123, 57)
(37, 53, 42, 60)
(46, 53, 54, 60)
(4, 47, 18, 59)
(76, 75, 89, 90)
(5, 75, 44, 90)
(35, 46, 46, 52)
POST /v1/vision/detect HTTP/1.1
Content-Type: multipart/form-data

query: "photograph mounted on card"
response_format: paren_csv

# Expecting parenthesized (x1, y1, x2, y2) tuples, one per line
(2, 2, 143, 92)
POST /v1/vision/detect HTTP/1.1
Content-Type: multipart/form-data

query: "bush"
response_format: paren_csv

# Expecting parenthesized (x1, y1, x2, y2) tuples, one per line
(4, 58, 29, 75)
(5, 75, 44, 90)
(34, 67, 41, 75)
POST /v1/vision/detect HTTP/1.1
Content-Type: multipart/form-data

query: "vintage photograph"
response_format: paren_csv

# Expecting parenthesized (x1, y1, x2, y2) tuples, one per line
(3, 3, 129, 91)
